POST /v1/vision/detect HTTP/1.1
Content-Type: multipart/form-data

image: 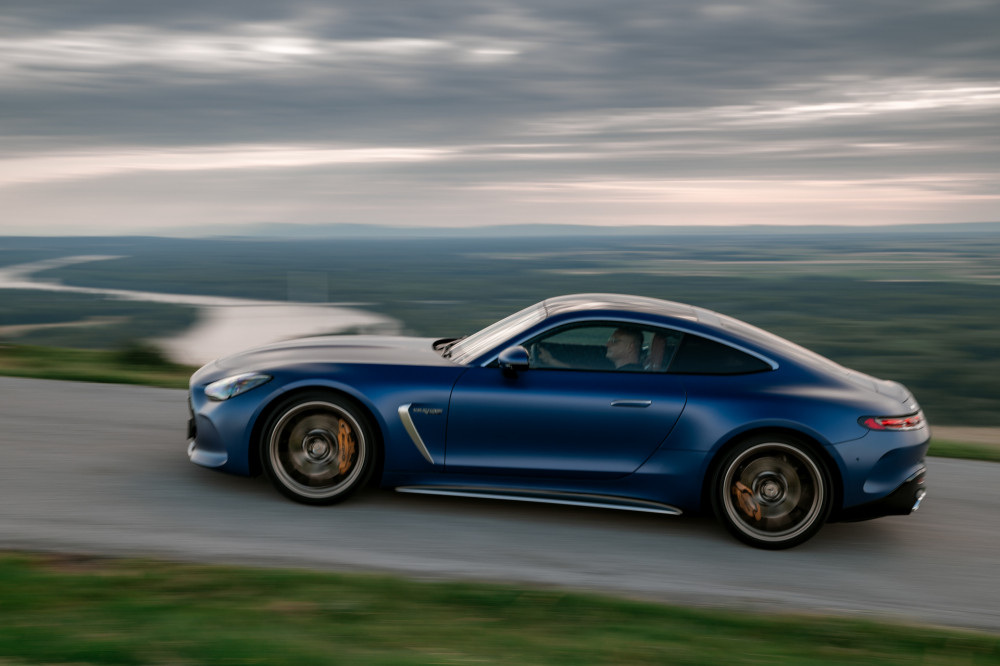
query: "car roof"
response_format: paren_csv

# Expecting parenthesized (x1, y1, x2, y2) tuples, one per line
(541, 293, 703, 322)
(458, 293, 842, 375)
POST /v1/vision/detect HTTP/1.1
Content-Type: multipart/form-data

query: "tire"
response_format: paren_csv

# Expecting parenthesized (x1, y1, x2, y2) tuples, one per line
(712, 436, 832, 549)
(261, 392, 376, 505)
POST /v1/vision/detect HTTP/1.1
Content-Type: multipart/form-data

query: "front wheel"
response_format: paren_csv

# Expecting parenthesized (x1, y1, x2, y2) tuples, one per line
(261, 393, 376, 505)
(712, 436, 832, 549)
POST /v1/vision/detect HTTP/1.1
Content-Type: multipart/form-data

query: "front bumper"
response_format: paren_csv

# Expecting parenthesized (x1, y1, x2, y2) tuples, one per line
(187, 388, 241, 472)
(836, 466, 927, 522)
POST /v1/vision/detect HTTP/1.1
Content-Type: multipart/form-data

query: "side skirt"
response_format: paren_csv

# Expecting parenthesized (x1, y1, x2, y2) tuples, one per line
(394, 485, 683, 516)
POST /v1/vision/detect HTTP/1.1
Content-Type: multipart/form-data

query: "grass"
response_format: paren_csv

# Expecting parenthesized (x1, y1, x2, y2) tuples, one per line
(0, 343, 195, 390)
(0, 552, 997, 665)
(928, 440, 1000, 463)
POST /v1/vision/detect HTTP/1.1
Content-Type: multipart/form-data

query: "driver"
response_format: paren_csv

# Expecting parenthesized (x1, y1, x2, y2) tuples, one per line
(605, 327, 643, 371)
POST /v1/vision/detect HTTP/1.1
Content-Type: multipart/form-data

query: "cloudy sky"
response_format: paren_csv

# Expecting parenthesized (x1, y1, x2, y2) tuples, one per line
(1, 0, 998, 235)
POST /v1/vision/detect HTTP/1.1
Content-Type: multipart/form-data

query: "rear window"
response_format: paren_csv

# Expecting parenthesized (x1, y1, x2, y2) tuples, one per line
(667, 335, 772, 375)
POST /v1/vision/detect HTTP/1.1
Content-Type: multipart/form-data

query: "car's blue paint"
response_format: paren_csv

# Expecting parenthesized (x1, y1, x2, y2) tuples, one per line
(446, 367, 686, 479)
(188, 293, 929, 522)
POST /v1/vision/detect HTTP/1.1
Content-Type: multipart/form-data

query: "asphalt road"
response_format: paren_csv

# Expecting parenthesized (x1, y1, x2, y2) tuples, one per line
(2, 376, 998, 632)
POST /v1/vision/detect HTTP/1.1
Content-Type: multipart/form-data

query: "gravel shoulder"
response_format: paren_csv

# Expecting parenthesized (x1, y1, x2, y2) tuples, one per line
(933, 426, 1000, 447)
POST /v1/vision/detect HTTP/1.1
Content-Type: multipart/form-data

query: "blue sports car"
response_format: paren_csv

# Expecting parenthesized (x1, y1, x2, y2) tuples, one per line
(187, 294, 928, 549)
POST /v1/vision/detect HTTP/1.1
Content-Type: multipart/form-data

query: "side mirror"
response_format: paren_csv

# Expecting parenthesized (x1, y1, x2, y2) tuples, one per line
(498, 345, 530, 374)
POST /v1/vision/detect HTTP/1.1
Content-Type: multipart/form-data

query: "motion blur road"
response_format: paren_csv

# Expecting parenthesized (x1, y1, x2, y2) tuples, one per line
(2, 376, 998, 631)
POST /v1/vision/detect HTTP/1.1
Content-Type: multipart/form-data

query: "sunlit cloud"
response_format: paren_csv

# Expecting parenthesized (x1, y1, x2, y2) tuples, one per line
(469, 175, 1000, 205)
(736, 85, 1000, 124)
(0, 145, 453, 186)
(7, 134, 961, 191)
(0, 24, 325, 77)
(0, 22, 520, 87)
(528, 80, 1000, 135)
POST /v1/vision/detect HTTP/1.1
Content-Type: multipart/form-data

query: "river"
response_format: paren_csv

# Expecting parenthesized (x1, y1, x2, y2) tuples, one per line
(0, 255, 400, 365)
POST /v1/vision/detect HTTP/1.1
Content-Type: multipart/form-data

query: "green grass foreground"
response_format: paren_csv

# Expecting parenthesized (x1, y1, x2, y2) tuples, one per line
(930, 440, 1000, 463)
(0, 343, 195, 389)
(0, 553, 997, 665)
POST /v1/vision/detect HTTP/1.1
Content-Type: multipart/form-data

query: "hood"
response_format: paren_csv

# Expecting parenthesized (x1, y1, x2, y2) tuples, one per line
(209, 335, 454, 372)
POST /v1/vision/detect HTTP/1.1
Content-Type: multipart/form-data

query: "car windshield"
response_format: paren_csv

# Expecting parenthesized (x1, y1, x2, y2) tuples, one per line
(445, 301, 547, 365)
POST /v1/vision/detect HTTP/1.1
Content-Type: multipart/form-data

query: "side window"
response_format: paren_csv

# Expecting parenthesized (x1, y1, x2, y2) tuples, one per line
(530, 325, 617, 371)
(666, 335, 771, 375)
(525, 323, 683, 373)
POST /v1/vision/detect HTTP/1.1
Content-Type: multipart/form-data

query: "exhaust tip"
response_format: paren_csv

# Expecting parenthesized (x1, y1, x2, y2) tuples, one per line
(912, 488, 927, 512)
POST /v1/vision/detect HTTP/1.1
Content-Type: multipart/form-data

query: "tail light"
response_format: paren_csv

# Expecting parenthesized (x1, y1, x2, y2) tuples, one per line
(860, 411, 925, 431)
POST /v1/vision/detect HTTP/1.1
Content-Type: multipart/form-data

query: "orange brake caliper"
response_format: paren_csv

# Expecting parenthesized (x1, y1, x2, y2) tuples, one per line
(733, 481, 762, 521)
(337, 419, 356, 475)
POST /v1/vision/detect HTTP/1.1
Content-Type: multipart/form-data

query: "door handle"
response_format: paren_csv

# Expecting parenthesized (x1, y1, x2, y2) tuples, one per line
(611, 399, 652, 408)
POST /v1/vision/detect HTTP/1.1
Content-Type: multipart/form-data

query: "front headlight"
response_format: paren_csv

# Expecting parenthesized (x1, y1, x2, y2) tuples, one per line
(204, 372, 272, 401)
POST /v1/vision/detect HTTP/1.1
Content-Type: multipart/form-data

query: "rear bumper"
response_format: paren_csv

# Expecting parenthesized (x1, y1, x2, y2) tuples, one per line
(836, 466, 927, 522)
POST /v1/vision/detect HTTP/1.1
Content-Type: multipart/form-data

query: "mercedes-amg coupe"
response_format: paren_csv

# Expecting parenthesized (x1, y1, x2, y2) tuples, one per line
(188, 294, 928, 549)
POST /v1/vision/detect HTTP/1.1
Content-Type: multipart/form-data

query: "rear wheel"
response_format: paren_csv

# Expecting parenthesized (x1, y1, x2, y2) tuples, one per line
(261, 393, 375, 505)
(712, 436, 831, 549)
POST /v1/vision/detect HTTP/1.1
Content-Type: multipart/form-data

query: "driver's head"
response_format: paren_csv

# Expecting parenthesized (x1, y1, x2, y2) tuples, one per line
(606, 327, 642, 368)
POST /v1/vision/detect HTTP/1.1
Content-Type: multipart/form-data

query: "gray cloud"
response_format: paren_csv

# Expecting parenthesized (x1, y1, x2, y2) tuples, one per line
(0, 0, 997, 233)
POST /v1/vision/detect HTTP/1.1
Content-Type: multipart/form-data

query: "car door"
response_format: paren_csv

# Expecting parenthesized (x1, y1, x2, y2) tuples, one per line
(444, 324, 687, 479)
